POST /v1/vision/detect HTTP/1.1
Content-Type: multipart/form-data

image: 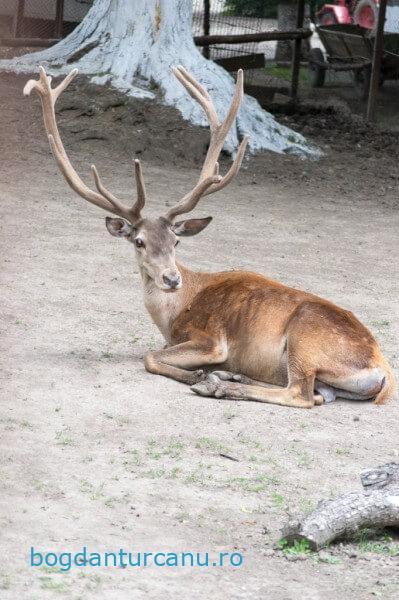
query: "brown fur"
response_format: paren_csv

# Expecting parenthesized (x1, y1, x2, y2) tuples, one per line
(144, 264, 396, 408)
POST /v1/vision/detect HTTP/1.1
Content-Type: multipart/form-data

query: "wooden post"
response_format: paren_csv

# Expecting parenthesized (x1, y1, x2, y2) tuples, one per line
(54, 0, 65, 38)
(203, 0, 210, 59)
(290, 0, 306, 101)
(13, 0, 25, 37)
(366, 0, 387, 122)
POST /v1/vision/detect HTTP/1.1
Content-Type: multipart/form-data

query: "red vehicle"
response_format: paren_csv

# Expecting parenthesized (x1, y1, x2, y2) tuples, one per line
(317, 0, 379, 30)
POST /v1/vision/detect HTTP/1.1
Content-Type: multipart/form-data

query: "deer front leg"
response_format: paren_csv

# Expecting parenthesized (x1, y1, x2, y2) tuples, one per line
(144, 337, 227, 386)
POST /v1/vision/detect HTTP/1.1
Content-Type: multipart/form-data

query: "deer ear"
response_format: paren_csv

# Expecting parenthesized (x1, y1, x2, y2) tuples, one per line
(105, 217, 133, 238)
(173, 216, 212, 237)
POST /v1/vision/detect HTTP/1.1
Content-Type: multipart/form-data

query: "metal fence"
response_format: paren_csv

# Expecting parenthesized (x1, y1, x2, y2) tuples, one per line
(193, 0, 278, 64)
(0, 0, 92, 39)
(1, 0, 277, 62)
(0, 1, 297, 99)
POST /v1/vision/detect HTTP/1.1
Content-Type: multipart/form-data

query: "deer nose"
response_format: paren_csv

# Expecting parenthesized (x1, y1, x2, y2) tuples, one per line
(163, 273, 181, 289)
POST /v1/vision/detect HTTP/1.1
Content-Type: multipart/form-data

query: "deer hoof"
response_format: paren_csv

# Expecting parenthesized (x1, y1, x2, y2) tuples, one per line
(187, 369, 205, 385)
(191, 374, 224, 398)
(212, 370, 242, 382)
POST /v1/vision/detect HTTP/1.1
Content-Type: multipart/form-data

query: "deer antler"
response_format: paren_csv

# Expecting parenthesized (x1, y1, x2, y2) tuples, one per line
(165, 66, 249, 223)
(23, 67, 145, 223)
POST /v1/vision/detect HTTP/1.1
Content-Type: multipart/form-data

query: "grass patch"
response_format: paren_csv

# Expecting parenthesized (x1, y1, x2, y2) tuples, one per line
(104, 492, 130, 508)
(352, 528, 399, 556)
(0, 576, 10, 590)
(335, 447, 351, 456)
(0, 417, 33, 431)
(371, 319, 390, 329)
(229, 473, 279, 493)
(146, 438, 185, 460)
(265, 65, 308, 83)
(278, 538, 312, 556)
(195, 437, 230, 455)
(55, 427, 75, 447)
(314, 553, 342, 564)
(143, 467, 180, 480)
(79, 479, 105, 501)
(39, 576, 70, 593)
(271, 491, 286, 508)
(296, 450, 312, 468)
(123, 449, 142, 468)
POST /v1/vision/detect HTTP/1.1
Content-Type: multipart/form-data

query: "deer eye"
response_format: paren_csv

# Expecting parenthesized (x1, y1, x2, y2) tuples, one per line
(135, 238, 145, 249)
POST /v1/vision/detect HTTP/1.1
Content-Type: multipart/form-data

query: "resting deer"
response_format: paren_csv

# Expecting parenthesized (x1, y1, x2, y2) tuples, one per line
(24, 66, 396, 408)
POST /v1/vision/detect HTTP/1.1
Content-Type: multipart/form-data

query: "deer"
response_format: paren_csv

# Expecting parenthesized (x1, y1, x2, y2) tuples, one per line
(24, 66, 397, 409)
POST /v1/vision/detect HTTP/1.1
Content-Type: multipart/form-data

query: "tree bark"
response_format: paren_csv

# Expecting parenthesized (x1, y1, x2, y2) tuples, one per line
(0, 0, 318, 157)
(281, 463, 399, 550)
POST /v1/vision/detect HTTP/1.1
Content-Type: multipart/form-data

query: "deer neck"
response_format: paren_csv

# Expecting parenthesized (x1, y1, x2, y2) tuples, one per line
(140, 262, 207, 343)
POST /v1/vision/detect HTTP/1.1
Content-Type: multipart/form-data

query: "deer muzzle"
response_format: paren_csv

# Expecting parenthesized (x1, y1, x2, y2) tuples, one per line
(162, 271, 182, 290)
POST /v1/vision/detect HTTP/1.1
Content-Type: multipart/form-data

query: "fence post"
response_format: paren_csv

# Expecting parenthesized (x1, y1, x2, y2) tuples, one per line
(366, 0, 387, 122)
(13, 0, 25, 37)
(203, 0, 210, 59)
(290, 0, 306, 101)
(55, 0, 65, 38)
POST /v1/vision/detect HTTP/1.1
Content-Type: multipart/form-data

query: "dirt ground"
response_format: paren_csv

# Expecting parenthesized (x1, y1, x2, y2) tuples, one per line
(1, 71, 398, 600)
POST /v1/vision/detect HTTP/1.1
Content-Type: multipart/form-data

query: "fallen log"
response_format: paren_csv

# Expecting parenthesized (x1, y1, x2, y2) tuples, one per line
(281, 463, 399, 551)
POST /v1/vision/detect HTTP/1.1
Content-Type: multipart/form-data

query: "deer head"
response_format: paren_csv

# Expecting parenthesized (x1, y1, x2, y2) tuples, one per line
(24, 66, 248, 291)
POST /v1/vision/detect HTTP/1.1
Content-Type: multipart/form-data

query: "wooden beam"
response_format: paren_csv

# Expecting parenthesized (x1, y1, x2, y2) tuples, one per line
(0, 37, 59, 47)
(291, 0, 306, 101)
(366, 0, 387, 122)
(214, 53, 266, 72)
(194, 29, 312, 46)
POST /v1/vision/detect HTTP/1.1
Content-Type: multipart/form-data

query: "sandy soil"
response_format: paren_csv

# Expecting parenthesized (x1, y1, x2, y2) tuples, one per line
(0, 72, 398, 599)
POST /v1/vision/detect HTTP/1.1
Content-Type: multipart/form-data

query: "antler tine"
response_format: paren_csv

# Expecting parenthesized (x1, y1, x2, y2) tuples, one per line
(173, 66, 219, 131)
(165, 175, 221, 223)
(175, 66, 210, 99)
(91, 159, 146, 222)
(200, 68, 244, 181)
(164, 67, 247, 223)
(91, 165, 129, 214)
(24, 67, 145, 222)
(46, 133, 114, 213)
(203, 135, 249, 196)
(133, 159, 146, 219)
(53, 68, 79, 101)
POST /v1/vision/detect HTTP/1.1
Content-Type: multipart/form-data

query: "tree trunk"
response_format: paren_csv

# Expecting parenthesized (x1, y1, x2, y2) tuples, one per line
(0, 0, 318, 157)
(281, 463, 399, 550)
